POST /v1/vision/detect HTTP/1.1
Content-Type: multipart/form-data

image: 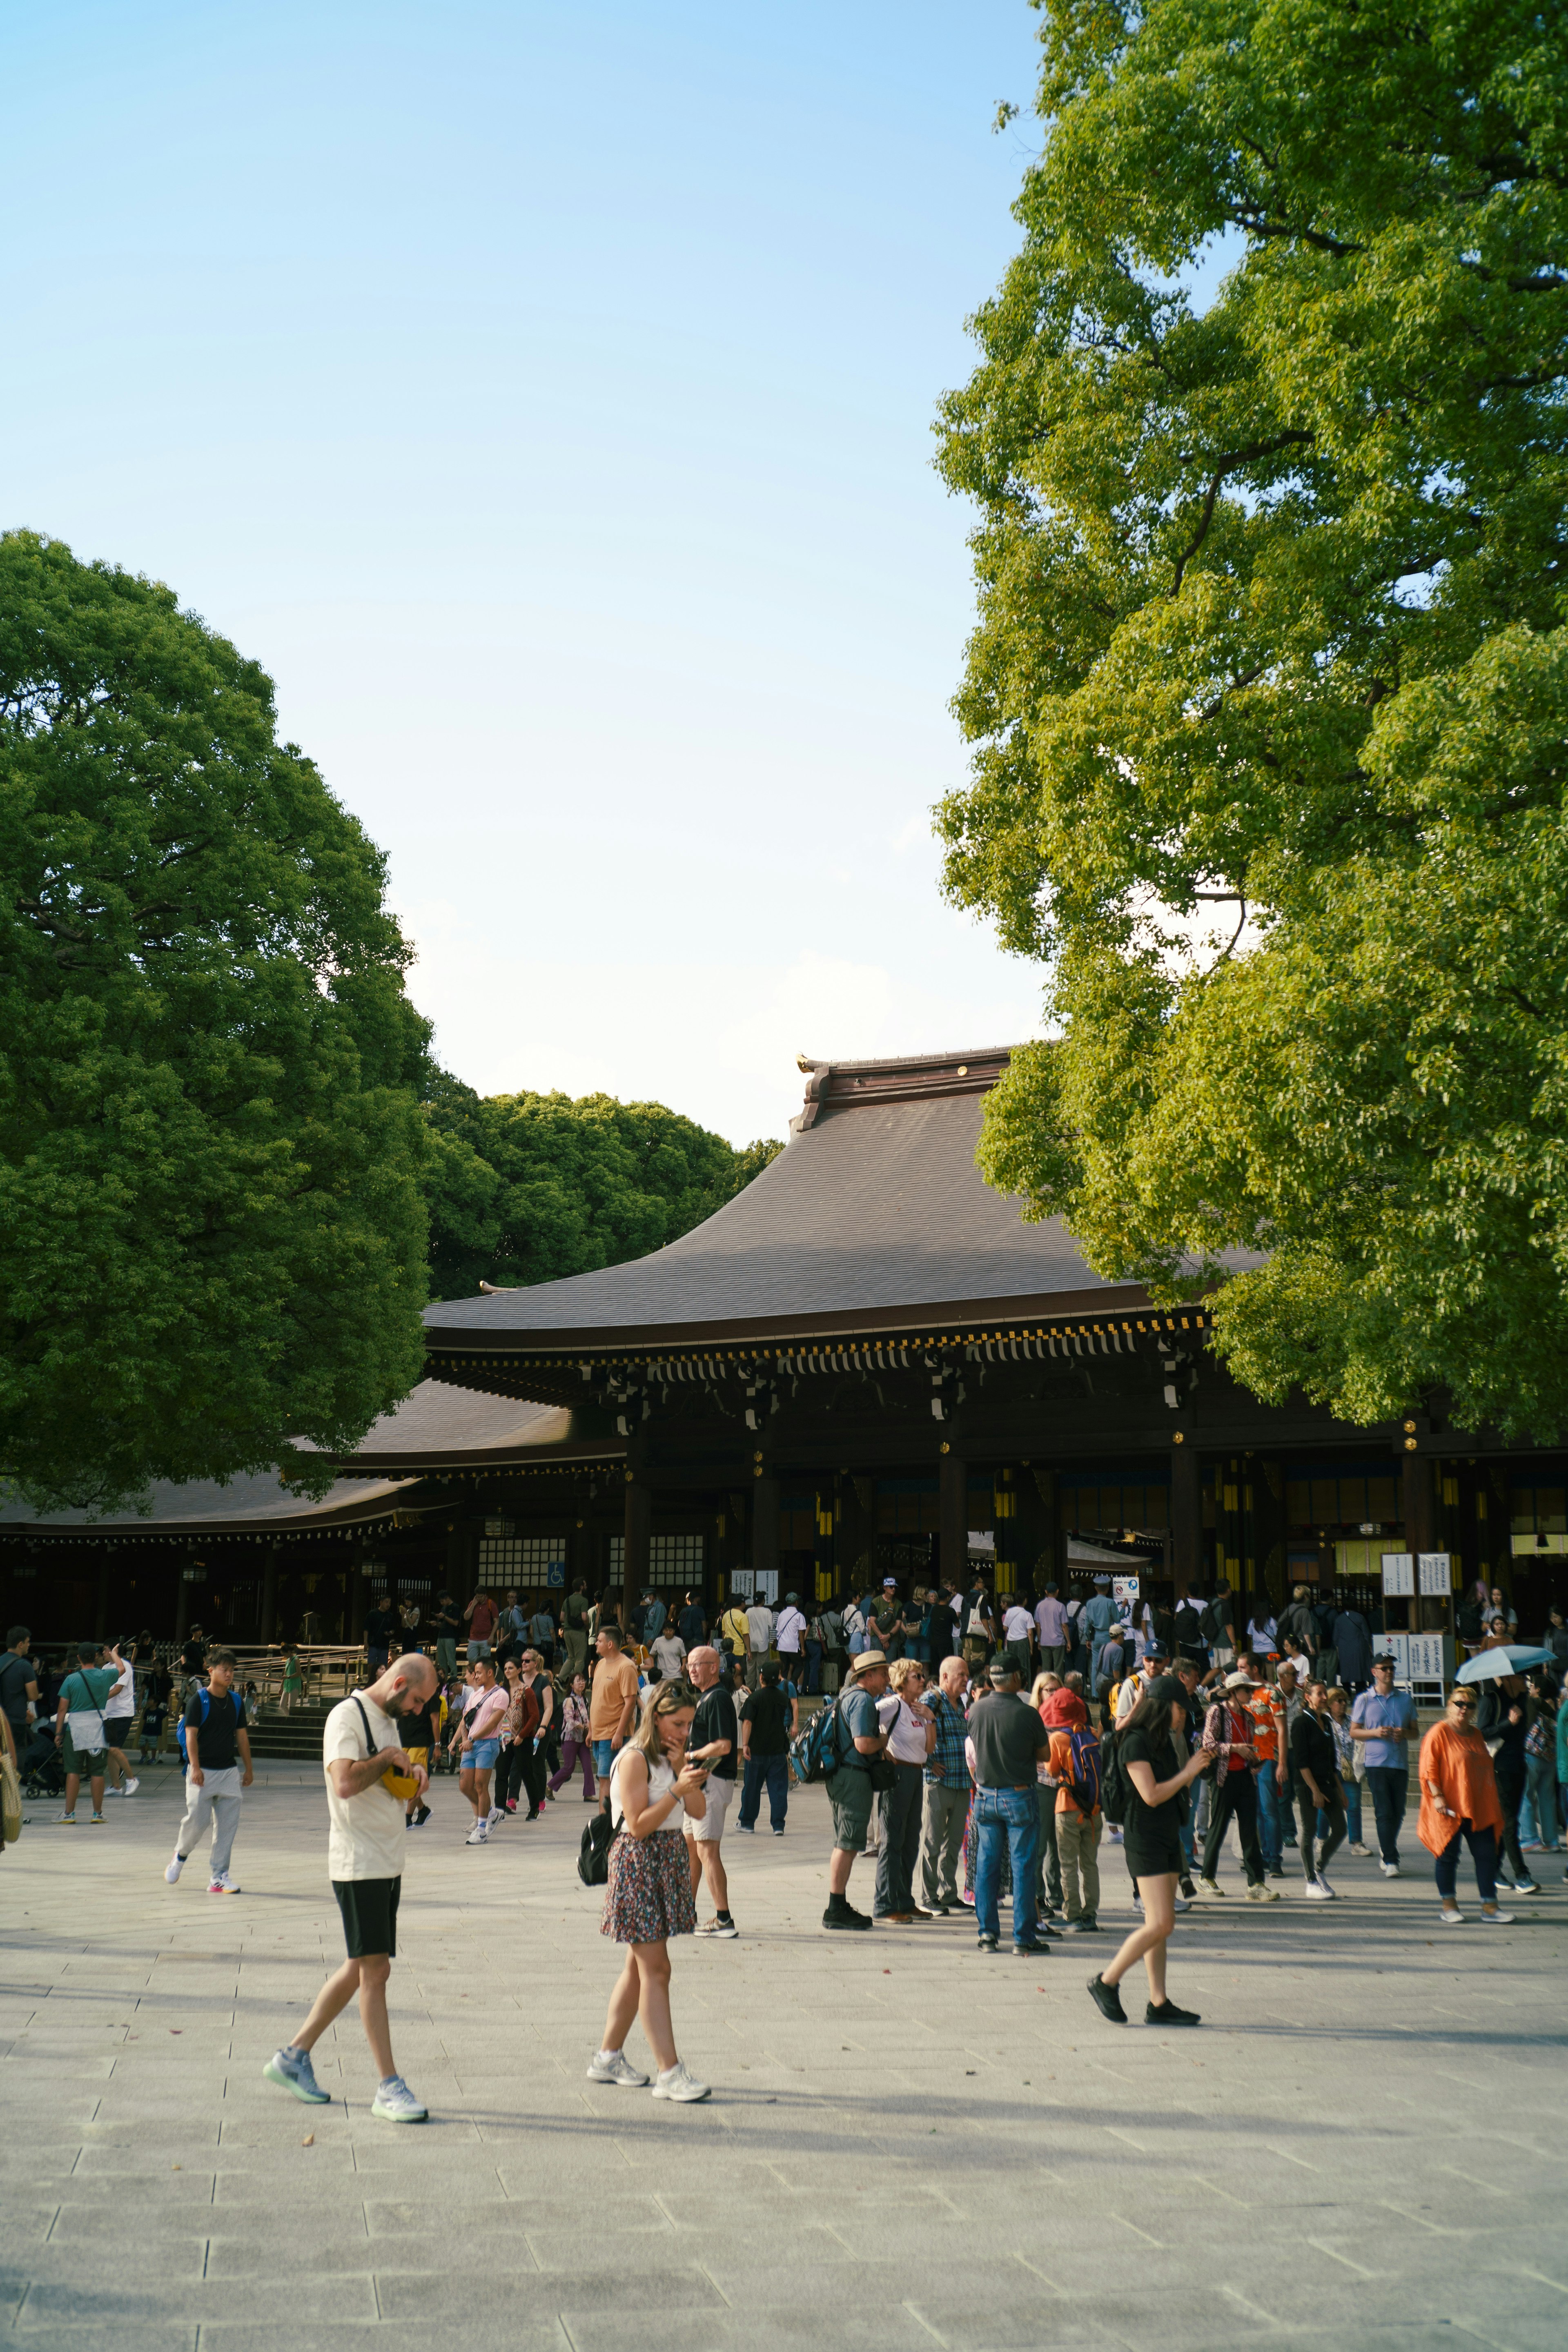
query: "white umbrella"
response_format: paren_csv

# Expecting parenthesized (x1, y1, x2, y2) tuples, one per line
(1454, 1645, 1553, 1684)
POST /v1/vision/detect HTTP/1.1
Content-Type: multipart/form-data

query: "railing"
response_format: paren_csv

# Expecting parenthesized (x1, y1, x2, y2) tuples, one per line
(201, 1644, 370, 1707)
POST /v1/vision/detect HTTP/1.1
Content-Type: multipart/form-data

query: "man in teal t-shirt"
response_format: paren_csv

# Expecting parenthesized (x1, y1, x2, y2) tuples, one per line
(54, 1641, 124, 1822)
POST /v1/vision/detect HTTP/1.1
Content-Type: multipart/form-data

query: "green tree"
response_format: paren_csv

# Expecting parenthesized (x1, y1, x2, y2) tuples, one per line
(0, 531, 431, 1512)
(424, 1077, 781, 1300)
(938, 0, 1568, 1438)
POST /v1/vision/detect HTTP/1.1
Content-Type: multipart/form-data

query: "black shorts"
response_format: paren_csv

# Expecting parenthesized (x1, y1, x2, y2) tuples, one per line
(332, 1875, 401, 1958)
(1124, 1836, 1184, 1880)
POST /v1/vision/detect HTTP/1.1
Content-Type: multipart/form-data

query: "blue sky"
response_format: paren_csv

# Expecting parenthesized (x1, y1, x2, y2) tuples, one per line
(3, 0, 1048, 1141)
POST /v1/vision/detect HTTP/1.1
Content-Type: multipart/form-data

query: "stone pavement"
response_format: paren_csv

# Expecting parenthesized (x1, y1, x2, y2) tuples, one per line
(1, 1757, 1564, 2352)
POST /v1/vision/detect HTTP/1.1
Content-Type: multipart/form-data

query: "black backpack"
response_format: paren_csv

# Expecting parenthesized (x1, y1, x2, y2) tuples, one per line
(1200, 1595, 1231, 1643)
(1098, 1727, 1129, 1826)
(577, 1810, 615, 1886)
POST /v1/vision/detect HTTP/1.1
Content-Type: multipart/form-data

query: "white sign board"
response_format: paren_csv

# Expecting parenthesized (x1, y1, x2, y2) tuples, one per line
(1417, 1551, 1452, 1595)
(754, 1568, 778, 1605)
(730, 1568, 754, 1601)
(1381, 1551, 1415, 1596)
(1383, 1631, 1453, 1684)
(1111, 1575, 1141, 1612)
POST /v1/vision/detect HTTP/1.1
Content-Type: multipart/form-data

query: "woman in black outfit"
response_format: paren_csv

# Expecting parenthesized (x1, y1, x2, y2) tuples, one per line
(1088, 1674, 1209, 2027)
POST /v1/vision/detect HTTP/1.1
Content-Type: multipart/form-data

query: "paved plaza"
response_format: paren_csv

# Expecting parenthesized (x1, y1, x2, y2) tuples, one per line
(1, 1760, 1564, 2352)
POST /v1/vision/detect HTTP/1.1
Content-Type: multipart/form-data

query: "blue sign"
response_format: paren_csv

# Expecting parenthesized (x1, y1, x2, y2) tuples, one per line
(546, 1563, 565, 1588)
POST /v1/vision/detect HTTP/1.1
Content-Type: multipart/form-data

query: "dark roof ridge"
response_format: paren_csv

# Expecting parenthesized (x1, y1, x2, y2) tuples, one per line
(795, 1043, 1014, 1129)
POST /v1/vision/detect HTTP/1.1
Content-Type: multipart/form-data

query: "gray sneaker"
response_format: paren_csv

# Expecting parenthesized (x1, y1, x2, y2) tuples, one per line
(651, 2059, 710, 2103)
(263, 2047, 331, 2105)
(586, 2048, 650, 2088)
(370, 2074, 428, 2123)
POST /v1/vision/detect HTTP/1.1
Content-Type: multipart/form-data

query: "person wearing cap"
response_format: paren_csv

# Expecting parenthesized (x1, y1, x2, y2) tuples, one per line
(1351, 1656, 1417, 1876)
(775, 1591, 806, 1675)
(964, 1655, 1054, 1956)
(822, 1649, 891, 1931)
(873, 1581, 906, 1663)
(1113, 1640, 1170, 1724)
(1043, 1685, 1101, 1930)
(1196, 1670, 1278, 1902)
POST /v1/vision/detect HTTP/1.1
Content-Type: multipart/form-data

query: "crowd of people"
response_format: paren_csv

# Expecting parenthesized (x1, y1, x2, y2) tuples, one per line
(6, 1561, 1563, 2106)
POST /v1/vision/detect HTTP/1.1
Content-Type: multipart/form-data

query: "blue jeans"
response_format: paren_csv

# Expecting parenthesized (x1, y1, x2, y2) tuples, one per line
(1256, 1768, 1285, 1871)
(1321, 1778, 1362, 1846)
(1521, 1750, 1559, 1847)
(739, 1753, 789, 1831)
(591, 1739, 615, 1783)
(972, 1788, 1040, 1947)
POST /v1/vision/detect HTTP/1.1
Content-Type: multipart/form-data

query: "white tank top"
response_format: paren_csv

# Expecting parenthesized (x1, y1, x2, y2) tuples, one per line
(608, 1746, 677, 1828)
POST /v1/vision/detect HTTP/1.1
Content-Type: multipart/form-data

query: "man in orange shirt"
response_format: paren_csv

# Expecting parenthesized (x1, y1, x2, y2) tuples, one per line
(588, 1626, 641, 1811)
(1243, 1655, 1287, 1876)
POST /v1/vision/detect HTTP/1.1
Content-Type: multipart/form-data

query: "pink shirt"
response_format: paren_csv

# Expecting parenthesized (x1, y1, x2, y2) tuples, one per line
(466, 1687, 507, 1742)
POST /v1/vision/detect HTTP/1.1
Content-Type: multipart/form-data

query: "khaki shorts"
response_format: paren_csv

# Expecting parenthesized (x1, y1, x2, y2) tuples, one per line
(826, 1764, 873, 1853)
(683, 1771, 733, 1843)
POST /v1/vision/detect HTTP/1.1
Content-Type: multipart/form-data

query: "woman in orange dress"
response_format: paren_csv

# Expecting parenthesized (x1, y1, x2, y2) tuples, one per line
(1419, 1687, 1512, 1925)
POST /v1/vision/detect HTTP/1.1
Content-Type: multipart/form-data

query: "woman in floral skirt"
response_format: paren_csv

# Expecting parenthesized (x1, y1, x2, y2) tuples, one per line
(588, 1679, 713, 2102)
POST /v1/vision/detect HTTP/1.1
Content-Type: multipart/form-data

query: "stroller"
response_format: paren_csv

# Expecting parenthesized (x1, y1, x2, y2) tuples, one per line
(21, 1722, 65, 1800)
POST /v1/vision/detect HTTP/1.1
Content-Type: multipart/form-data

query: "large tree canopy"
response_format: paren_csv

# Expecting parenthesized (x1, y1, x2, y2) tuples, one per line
(938, 0, 1568, 1438)
(0, 531, 431, 1512)
(424, 1074, 781, 1301)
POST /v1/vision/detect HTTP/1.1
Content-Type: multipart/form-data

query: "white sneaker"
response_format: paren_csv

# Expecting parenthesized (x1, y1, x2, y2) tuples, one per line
(486, 1806, 503, 1827)
(1303, 1879, 1332, 1902)
(1173, 1895, 1192, 1913)
(1316, 1875, 1336, 1899)
(586, 2049, 650, 2088)
(1480, 1906, 1515, 1924)
(370, 2074, 428, 2123)
(1348, 1842, 1371, 1856)
(165, 1854, 185, 1884)
(208, 1872, 241, 1894)
(121, 1776, 140, 1797)
(1438, 1906, 1465, 1925)
(1379, 1860, 1401, 1877)
(697, 1917, 739, 1939)
(103, 1784, 122, 1797)
(651, 2060, 710, 2103)
(466, 1824, 488, 1845)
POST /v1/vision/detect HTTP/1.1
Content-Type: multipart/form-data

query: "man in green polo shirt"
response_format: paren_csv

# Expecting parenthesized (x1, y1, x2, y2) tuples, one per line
(54, 1641, 125, 1824)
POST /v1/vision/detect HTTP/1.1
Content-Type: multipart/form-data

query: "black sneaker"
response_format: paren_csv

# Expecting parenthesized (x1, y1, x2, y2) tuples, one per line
(1178, 1875, 1197, 1900)
(976, 1933, 1000, 1953)
(1013, 1939, 1053, 1957)
(822, 1902, 873, 1932)
(1087, 1972, 1127, 2023)
(1146, 1998, 1201, 2027)
(1060, 1917, 1092, 1934)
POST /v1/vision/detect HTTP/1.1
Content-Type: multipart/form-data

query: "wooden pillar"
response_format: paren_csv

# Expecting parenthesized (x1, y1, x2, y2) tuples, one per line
(751, 1474, 780, 1597)
(260, 1546, 280, 1646)
(174, 1555, 192, 1642)
(1171, 1441, 1201, 1595)
(623, 1477, 651, 1629)
(1403, 1448, 1434, 1631)
(940, 1447, 969, 1588)
(350, 1548, 370, 1641)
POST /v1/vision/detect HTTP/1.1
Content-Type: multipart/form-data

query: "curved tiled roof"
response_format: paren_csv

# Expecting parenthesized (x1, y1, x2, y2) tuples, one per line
(424, 1046, 1149, 1353)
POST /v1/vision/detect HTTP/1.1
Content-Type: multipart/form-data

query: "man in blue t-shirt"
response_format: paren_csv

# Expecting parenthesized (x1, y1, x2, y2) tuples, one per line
(822, 1649, 891, 1933)
(1351, 1657, 1418, 1874)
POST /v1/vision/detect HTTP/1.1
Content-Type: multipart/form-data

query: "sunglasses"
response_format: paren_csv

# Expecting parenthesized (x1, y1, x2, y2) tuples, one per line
(1450, 1699, 1476, 1712)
